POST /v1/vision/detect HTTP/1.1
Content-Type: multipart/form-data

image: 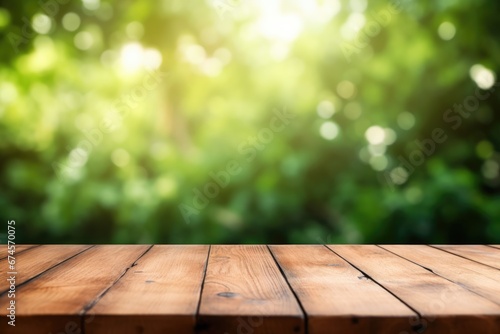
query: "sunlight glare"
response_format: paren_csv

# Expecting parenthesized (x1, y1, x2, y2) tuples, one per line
(120, 42, 145, 72)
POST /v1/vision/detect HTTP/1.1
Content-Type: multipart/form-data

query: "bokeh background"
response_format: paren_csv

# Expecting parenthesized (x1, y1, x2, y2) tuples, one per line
(1, 0, 499, 244)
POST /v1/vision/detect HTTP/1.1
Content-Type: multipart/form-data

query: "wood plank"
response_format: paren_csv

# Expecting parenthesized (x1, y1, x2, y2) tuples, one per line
(0, 245, 149, 334)
(432, 245, 500, 270)
(382, 245, 500, 305)
(87, 245, 209, 334)
(0, 245, 91, 294)
(0, 245, 39, 260)
(269, 245, 416, 334)
(328, 245, 500, 334)
(198, 245, 304, 334)
(489, 245, 500, 250)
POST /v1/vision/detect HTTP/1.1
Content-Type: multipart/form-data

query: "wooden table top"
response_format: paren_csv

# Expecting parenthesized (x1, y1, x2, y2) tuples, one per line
(1, 245, 499, 334)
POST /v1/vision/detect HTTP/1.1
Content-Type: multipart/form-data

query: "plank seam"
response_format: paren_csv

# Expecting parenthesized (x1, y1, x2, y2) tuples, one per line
(79, 244, 154, 334)
(80, 245, 154, 313)
(486, 245, 500, 251)
(378, 245, 500, 307)
(267, 245, 308, 334)
(194, 245, 211, 333)
(0, 245, 94, 297)
(0, 244, 41, 261)
(324, 245, 426, 333)
(428, 245, 500, 271)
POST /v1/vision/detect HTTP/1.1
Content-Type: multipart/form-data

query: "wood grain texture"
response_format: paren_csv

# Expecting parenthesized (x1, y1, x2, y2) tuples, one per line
(198, 245, 304, 334)
(432, 245, 500, 269)
(87, 245, 209, 334)
(0, 245, 149, 334)
(270, 245, 416, 334)
(1, 245, 498, 333)
(0, 245, 91, 294)
(329, 245, 500, 334)
(0, 244, 38, 260)
(382, 245, 500, 305)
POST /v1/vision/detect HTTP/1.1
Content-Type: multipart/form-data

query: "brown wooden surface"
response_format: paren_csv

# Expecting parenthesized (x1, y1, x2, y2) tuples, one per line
(87, 245, 209, 334)
(432, 245, 500, 270)
(0, 245, 149, 333)
(270, 245, 415, 334)
(329, 245, 500, 333)
(1, 245, 499, 334)
(0, 245, 38, 260)
(0, 245, 91, 294)
(198, 245, 304, 334)
(381, 245, 500, 305)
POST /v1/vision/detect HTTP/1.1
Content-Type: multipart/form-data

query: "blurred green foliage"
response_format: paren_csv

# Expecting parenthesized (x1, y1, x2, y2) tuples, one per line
(0, 0, 499, 244)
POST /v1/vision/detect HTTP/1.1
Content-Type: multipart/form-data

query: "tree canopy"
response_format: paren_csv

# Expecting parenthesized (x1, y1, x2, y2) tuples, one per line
(0, 0, 499, 244)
